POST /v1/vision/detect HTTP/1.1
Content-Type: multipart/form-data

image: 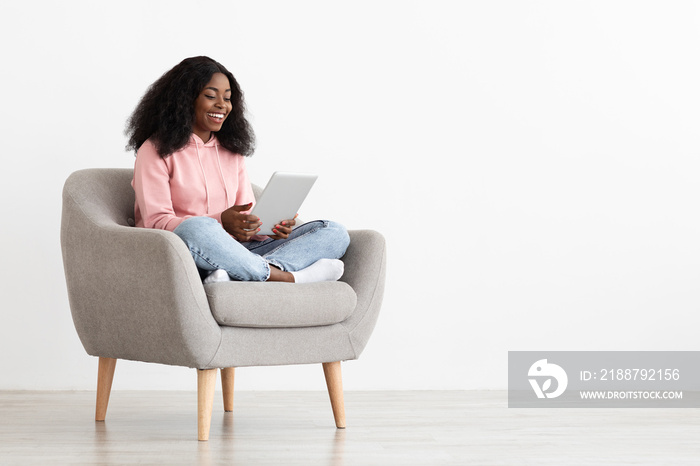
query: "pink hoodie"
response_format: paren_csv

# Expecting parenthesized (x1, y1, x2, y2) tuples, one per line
(132, 134, 256, 232)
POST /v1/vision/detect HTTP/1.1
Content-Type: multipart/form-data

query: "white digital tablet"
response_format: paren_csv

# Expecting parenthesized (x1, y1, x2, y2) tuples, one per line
(250, 172, 318, 235)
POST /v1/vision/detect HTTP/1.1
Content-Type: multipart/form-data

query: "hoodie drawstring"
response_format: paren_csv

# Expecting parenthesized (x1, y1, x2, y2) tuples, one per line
(194, 136, 231, 214)
(194, 137, 211, 214)
(215, 145, 231, 208)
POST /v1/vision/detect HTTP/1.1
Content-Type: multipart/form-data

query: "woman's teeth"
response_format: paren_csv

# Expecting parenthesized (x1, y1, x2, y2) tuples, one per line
(208, 113, 224, 119)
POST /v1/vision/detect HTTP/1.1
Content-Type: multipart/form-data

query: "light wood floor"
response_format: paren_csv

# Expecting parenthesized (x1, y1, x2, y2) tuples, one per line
(1, 390, 699, 465)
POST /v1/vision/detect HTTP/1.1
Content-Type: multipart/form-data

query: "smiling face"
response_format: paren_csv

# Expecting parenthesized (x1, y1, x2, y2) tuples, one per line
(192, 72, 232, 143)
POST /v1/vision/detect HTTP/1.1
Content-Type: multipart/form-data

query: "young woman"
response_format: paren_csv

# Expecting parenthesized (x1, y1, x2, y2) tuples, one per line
(126, 56, 349, 284)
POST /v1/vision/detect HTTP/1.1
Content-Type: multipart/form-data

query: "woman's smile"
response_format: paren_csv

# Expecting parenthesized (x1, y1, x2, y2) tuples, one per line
(193, 72, 232, 142)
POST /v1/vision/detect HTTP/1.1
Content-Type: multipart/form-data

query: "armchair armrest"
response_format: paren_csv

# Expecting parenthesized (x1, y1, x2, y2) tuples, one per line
(61, 184, 221, 369)
(339, 230, 387, 357)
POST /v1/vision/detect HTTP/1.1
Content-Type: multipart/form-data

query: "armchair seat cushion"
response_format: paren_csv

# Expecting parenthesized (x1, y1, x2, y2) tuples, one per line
(204, 281, 357, 328)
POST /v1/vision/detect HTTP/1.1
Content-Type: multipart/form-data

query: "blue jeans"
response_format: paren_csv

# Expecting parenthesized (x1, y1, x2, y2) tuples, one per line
(173, 217, 350, 281)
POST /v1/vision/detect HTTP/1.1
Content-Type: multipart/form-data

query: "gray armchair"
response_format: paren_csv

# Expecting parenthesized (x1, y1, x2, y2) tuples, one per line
(60, 168, 386, 441)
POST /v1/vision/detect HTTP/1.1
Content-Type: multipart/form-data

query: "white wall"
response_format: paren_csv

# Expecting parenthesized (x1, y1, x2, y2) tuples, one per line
(1, 1, 699, 391)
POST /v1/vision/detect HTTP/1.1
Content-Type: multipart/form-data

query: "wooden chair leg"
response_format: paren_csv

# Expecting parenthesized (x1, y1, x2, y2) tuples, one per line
(221, 367, 235, 412)
(322, 361, 346, 429)
(95, 357, 117, 421)
(197, 369, 217, 441)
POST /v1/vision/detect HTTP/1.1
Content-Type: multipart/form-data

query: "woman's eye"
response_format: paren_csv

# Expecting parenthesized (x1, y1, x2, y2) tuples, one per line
(224, 98, 231, 102)
(205, 95, 215, 100)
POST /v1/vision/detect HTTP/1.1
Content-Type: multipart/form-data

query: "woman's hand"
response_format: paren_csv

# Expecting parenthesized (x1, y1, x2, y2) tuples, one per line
(221, 203, 261, 242)
(269, 214, 298, 240)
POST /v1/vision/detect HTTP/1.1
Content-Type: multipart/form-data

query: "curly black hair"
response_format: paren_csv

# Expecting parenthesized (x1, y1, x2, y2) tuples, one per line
(125, 56, 255, 157)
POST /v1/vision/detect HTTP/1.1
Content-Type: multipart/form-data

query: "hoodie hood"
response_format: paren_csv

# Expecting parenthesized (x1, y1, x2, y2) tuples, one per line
(189, 133, 220, 147)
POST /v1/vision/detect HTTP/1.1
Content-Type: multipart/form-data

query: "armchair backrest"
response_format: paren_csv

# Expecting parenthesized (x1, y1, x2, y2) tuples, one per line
(65, 168, 136, 228)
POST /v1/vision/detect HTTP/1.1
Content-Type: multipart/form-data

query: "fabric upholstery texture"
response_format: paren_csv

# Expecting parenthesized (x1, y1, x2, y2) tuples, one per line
(61, 168, 386, 369)
(205, 281, 357, 328)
